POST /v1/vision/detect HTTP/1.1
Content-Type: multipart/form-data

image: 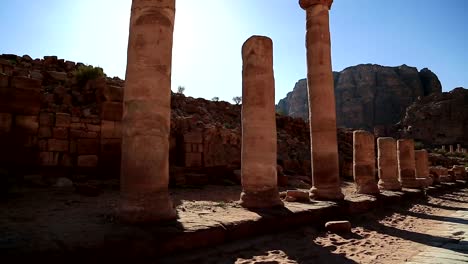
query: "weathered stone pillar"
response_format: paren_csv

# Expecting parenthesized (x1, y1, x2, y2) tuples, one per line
(415, 149, 432, 186)
(300, 0, 343, 200)
(377, 137, 402, 191)
(441, 145, 446, 152)
(397, 139, 420, 188)
(353, 130, 379, 194)
(239, 36, 283, 208)
(119, 0, 177, 222)
(449, 145, 454, 153)
(456, 144, 461, 153)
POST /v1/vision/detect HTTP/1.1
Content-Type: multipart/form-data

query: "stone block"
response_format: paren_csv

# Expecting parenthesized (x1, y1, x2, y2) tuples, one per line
(55, 113, 71, 127)
(86, 124, 100, 132)
(185, 152, 202, 167)
(77, 139, 99, 155)
(48, 139, 69, 152)
(0, 73, 8, 88)
(0, 87, 40, 115)
(11, 76, 41, 90)
(38, 127, 52, 138)
(70, 122, 85, 130)
(38, 140, 48, 151)
(39, 112, 55, 126)
(15, 115, 39, 134)
(53, 127, 68, 139)
(101, 120, 122, 139)
(101, 85, 123, 102)
(39, 152, 60, 166)
(46, 71, 68, 82)
(77, 155, 98, 168)
(0, 113, 12, 133)
(184, 131, 203, 144)
(100, 102, 122, 121)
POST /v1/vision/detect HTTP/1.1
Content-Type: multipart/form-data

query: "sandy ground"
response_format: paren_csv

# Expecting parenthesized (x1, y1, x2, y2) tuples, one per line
(160, 188, 468, 264)
(2, 177, 467, 263)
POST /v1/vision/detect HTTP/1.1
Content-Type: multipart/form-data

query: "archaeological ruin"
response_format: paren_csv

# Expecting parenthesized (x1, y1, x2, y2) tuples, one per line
(1, 0, 467, 262)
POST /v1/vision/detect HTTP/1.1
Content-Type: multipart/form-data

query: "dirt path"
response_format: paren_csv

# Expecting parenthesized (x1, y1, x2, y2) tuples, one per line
(160, 188, 468, 264)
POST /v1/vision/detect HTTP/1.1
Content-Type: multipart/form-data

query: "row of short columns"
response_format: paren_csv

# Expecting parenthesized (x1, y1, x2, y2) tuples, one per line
(353, 131, 466, 195)
(441, 144, 466, 153)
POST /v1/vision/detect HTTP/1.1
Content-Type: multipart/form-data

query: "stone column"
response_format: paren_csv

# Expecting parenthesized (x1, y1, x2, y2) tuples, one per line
(397, 139, 420, 188)
(239, 36, 283, 208)
(441, 145, 446, 152)
(300, 0, 343, 200)
(456, 144, 461, 153)
(353, 130, 379, 194)
(449, 145, 454, 153)
(119, 0, 177, 222)
(377, 137, 401, 191)
(415, 149, 432, 186)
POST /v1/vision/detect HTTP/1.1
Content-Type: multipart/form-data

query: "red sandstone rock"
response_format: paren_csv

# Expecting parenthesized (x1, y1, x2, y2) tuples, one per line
(0, 113, 12, 133)
(325, 221, 352, 233)
(77, 139, 99, 155)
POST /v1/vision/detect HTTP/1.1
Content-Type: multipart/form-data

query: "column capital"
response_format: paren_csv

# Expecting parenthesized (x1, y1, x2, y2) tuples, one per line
(299, 0, 333, 10)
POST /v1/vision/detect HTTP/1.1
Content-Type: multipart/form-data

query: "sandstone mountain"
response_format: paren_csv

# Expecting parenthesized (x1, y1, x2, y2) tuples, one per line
(397, 87, 468, 146)
(276, 64, 442, 130)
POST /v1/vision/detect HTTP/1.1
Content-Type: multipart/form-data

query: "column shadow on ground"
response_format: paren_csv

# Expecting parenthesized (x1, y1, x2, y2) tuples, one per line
(361, 221, 466, 255)
(404, 210, 468, 225)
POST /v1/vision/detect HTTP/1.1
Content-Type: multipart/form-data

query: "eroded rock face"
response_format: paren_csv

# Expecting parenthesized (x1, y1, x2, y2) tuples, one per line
(276, 64, 442, 130)
(397, 87, 468, 146)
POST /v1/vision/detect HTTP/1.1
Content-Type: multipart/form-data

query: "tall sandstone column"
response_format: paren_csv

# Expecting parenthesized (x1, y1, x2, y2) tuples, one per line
(415, 149, 432, 187)
(377, 137, 402, 191)
(119, 0, 177, 222)
(397, 139, 420, 188)
(240, 36, 283, 208)
(353, 130, 379, 194)
(300, 0, 343, 200)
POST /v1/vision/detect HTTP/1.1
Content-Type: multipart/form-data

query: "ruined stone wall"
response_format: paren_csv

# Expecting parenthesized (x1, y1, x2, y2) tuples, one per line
(0, 54, 354, 182)
(0, 54, 122, 177)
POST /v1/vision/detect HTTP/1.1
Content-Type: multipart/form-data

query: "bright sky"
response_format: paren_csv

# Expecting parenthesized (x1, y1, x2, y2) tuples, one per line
(1, 0, 467, 103)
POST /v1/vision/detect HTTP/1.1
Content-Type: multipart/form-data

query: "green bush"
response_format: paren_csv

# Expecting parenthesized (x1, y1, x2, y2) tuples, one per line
(74, 65, 105, 87)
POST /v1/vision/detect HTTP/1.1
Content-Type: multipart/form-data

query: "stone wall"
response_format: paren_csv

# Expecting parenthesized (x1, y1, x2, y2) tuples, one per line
(0, 54, 123, 177)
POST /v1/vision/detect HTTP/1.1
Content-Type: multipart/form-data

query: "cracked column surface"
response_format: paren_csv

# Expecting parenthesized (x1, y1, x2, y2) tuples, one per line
(299, 0, 344, 200)
(397, 139, 420, 189)
(119, 0, 177, 223)
(239, 36, 283, 208)
(377, 137, 402, 191)
(353, 130, 380, 194)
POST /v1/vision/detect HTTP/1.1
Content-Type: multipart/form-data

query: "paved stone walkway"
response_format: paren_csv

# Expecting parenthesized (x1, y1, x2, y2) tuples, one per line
(406, 196, 468, 263)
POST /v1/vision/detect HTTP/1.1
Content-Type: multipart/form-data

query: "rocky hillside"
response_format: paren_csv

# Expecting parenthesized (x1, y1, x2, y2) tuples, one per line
(276, 64, 442, 130)
(397, 87, 468, 146)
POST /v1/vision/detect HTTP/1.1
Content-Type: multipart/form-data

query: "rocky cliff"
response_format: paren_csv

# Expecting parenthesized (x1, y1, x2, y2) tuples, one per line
(397, 87, 468, 146)
(276, 64, 442, 130)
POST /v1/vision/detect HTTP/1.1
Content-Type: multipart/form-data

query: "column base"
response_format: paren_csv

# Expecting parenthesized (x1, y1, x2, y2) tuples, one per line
(378, 180, 402, 191)
(400, 179, 422, 189)
(356, 183, 380, 195)
(310, 185, 344, 201)
(118, 191, 177, 223)
(239, 188, 284, 209)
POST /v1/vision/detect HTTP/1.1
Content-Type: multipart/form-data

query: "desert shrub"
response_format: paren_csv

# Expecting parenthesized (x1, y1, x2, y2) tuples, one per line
(177, 86, 185, 94)
(212, 97, 219, 102)
(74, 65, 105, 87)
(232, 96, 242, 105)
